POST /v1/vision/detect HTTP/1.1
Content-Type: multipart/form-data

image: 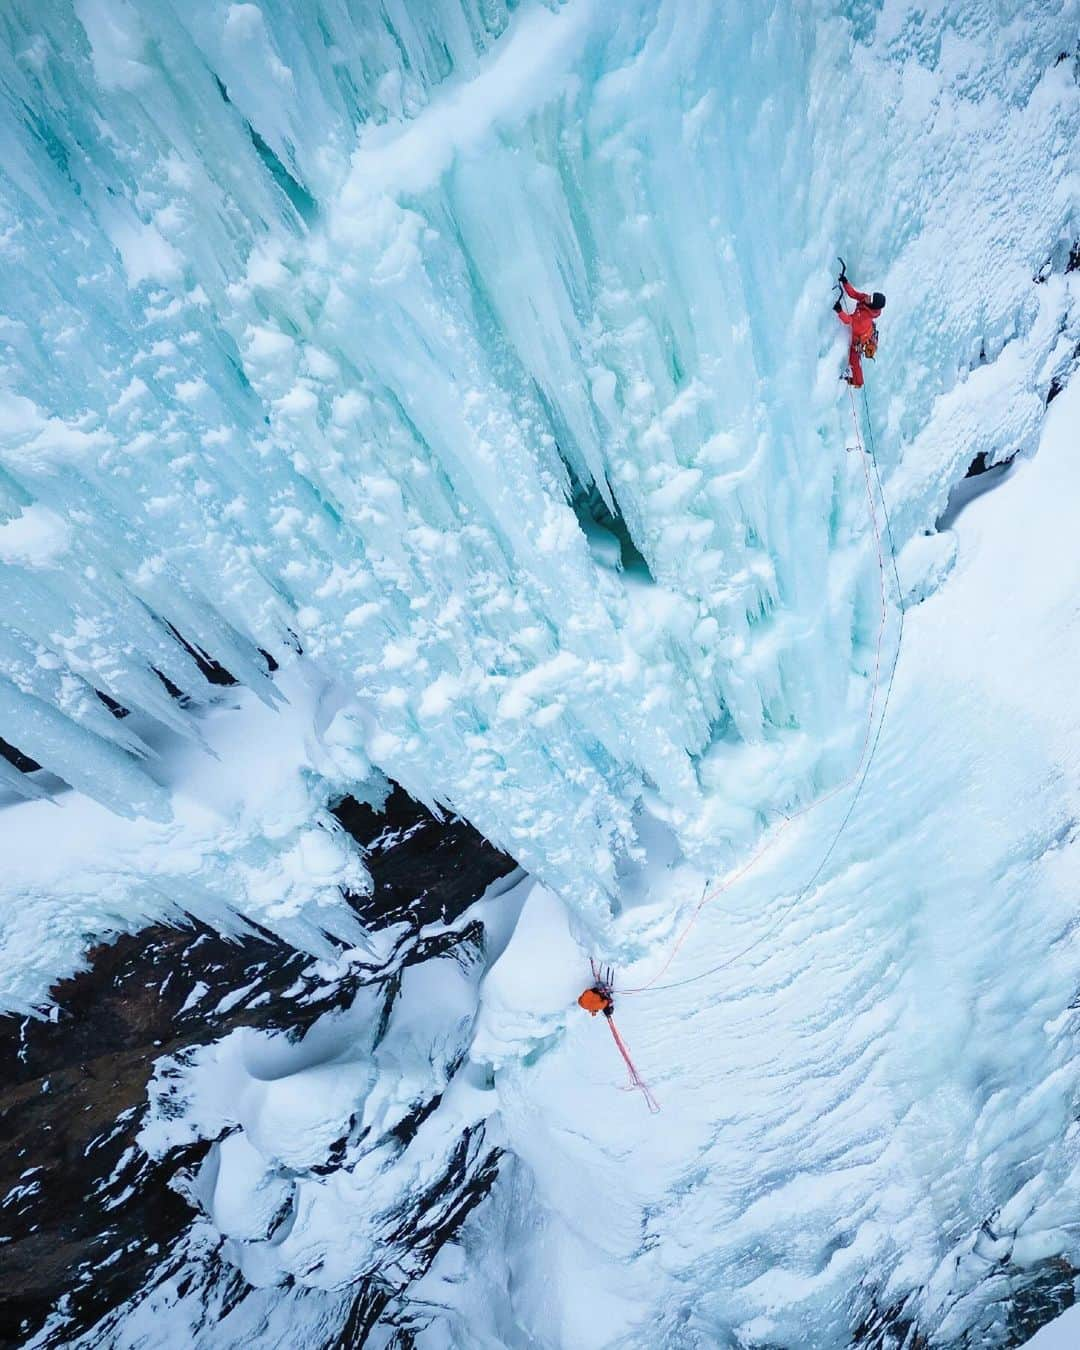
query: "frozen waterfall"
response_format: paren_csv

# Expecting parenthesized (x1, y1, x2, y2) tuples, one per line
(0, 1, 1078, 1347)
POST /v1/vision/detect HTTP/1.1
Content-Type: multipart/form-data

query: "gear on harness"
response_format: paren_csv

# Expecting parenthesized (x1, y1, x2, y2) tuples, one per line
(856, 324, 879, 360)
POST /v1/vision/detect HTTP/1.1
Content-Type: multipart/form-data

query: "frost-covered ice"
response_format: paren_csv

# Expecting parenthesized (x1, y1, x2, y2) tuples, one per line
(0, 0, 1078, 1345)
(0, 0, 1075, 946)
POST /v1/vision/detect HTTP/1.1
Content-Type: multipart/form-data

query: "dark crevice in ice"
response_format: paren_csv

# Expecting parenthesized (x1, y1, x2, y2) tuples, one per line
(151, 665, 189, 705)
(163, 623, 239, 688)
(212, 75, 318, 226)
(96, 690, 131, 720)
(939, 346, 1076, 532)
(563, 461, 655, 581)
(936, 452, 1019, 532)
(0, 734, 40, 774)
(965, 449, 1016, 479)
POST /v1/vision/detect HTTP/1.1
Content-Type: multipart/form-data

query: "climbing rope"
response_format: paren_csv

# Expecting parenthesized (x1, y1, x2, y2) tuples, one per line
(605, 1015, 661, 1113)
(863, 386, 905, 607)
(611, 384, 906, 998)
(580, 958, 660, 1110)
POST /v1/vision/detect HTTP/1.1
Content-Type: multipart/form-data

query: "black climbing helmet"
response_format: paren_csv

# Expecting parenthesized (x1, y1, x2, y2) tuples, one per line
(870, 292, 886, 310)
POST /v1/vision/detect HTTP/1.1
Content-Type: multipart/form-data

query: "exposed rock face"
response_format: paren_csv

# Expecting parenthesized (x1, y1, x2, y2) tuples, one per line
(0, 788, 516, 1348)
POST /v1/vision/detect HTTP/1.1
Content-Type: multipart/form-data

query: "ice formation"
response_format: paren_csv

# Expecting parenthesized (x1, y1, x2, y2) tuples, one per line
(0, 0, 1078, 1346)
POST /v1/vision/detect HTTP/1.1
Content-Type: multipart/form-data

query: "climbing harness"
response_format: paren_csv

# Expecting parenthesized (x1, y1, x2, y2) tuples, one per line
(581, 382, 905, 1099)
(856, 325, 880, 360)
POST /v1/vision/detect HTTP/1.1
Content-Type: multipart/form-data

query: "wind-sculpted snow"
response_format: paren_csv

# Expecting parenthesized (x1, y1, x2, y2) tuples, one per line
(0, 1, 1079, 1347)
(137, 940, 502, 1308)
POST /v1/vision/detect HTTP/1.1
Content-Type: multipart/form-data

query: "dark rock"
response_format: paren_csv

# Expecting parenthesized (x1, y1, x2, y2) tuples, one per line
(334, 1126, 502, 1348)
(0, 920, 311, 1348)
(333, 785, 516, 931)
(0, 787, 517, 1348)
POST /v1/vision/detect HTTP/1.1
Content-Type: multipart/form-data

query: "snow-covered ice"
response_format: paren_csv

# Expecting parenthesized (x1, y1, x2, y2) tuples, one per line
(0, 0, 1078, 1344)
(0, 0, 1075, 943)
(0, 663, 374, 1013)
(454, 364, 1080, 1350)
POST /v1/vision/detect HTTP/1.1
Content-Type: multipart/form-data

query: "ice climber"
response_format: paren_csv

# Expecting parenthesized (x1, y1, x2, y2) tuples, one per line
(833, 258, 885, 388)
(578, 963, 615, 1018)
(578, 985, 614, 1017)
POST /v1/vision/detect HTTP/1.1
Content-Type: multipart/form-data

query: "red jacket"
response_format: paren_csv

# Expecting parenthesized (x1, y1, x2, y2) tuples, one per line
(837, 278, 881, 341)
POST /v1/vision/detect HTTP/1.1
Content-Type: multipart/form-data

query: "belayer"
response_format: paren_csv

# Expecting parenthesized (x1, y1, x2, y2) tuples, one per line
(578, 963, 615, 1018)
(833, 257, 885, 388)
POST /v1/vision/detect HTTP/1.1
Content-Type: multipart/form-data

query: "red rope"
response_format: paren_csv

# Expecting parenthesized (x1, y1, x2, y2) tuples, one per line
(605, 1015, 660, 1113)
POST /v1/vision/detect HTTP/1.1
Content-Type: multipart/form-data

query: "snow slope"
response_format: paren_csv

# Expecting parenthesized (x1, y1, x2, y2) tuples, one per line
(1025, 1302, 1080, 1348)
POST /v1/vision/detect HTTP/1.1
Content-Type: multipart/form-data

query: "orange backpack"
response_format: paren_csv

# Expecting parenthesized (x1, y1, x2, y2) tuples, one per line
(578, 987, 612, 1016)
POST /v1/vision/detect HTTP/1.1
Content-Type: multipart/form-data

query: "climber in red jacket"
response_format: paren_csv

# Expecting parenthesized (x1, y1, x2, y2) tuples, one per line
(833, 259, 885, 388)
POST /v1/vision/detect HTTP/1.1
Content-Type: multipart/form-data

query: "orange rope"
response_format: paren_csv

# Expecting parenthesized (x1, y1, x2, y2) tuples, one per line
(606, 1015, 661, 1113)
